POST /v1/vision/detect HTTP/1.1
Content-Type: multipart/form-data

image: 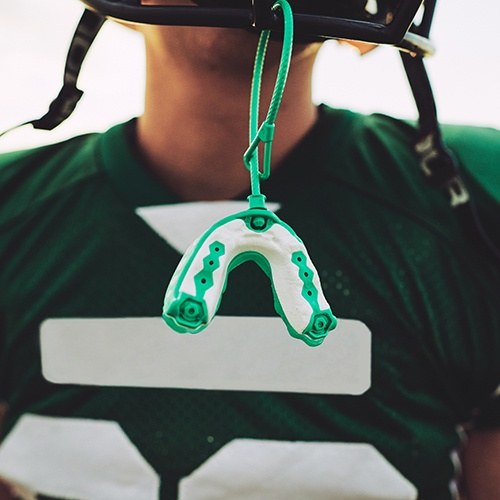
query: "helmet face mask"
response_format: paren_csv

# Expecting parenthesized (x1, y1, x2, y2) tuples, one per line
(192, 0, 401, 24)
(81, 0, 424, 45)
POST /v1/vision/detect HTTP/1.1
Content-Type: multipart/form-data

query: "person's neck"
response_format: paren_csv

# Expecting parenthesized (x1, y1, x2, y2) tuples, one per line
(136, 35, 320, 201)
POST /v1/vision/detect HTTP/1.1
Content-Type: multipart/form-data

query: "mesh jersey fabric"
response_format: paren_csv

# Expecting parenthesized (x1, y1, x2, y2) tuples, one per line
(0, 105, 499, 499)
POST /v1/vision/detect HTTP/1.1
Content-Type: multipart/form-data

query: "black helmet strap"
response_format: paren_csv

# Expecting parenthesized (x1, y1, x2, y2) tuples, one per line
(400, 52, 469, 206)
(0, 9, 105, 138)
(401, 50, 500, 262)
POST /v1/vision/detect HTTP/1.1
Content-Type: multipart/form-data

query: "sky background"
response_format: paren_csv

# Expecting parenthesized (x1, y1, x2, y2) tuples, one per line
(1, 0, 499, 152)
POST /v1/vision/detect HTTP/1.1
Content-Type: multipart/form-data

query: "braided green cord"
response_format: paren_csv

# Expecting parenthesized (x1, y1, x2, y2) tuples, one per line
(245, 0, 294, 204)
(248, 31, 271, 197)
(264, 1, 294, 123)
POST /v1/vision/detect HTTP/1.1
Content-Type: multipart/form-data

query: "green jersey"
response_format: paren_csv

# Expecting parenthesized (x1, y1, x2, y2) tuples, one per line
(0, 106, 499, 499)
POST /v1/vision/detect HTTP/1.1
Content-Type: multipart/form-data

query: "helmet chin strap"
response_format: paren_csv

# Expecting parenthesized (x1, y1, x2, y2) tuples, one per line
(402, 0, 500, 263)
(163, 0, 337, 346)
(0, 9, 105, 138)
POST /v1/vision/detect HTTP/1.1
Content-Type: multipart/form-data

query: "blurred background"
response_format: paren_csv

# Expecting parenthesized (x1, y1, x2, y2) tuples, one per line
(1, 0, 499, 152)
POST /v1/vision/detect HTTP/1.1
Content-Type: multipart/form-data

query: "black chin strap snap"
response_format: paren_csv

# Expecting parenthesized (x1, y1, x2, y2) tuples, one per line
(0, 9, 105, 138)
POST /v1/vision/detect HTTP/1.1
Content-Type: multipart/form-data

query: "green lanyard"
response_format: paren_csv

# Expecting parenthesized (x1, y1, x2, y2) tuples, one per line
(163, 0, 337, 346)
(244, 0, 294, 209)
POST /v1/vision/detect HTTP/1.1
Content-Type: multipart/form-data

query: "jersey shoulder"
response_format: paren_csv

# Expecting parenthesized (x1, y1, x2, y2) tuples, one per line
(441, 123, 500, 203)
(361, 112, 500, 202)
(316, 108, 438, 212)
(316, 107, 500, 262)
(329, 109, 500, 205)
(0, 133, 100, 228)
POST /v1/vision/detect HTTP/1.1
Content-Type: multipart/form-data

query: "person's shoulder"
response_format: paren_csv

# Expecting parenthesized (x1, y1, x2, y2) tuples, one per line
(319, 107, 499, 202)
(320, 107, 418, 146)
(441, 122, 500, 158)
(324, 106, 500, 161)
(318, 107, 422, 175)
(353, 110, 500, 201)
(0, 132, 100, 227)
(316, 107, 426, 203)
(441, 123, 500, 203)
(315, 107, 500, 257)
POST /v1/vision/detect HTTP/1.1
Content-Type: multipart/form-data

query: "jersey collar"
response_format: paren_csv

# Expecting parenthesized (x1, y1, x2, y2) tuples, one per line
(96, 105, 353, 208)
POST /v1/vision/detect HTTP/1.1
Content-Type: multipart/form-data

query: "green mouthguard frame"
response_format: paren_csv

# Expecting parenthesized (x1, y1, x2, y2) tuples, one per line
(163, 0, 337, 346)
